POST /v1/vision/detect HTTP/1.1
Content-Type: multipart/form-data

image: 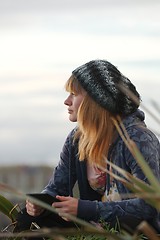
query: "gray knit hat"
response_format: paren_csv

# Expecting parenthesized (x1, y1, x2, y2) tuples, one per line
(72, 59, 140, 116)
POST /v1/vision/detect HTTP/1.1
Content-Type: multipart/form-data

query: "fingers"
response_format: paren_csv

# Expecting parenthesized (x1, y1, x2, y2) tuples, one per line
(25, 196, 78, 219)
(26, 200, 44, 216)
(52, 196, 70, 209)
(52, 196, 78, 217)
(56, 195, 70, 201)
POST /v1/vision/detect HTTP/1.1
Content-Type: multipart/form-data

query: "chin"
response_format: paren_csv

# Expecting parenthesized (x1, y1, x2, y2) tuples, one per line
(69, 116, 77, 122)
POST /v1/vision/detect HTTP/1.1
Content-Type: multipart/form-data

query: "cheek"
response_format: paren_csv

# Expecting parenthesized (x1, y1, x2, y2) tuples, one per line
(75, 101, 82, 110)
(76, 96, 84, 108)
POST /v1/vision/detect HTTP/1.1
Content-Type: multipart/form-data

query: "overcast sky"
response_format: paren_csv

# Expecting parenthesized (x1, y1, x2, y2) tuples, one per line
(0, 0, 160, 166)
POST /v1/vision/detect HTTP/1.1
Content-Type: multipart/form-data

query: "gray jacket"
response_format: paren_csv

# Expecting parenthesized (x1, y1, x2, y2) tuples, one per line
(43, 110, 160, 227)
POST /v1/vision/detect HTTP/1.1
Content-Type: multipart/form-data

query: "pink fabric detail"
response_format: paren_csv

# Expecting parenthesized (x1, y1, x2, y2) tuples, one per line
(87, 163, 106, 195)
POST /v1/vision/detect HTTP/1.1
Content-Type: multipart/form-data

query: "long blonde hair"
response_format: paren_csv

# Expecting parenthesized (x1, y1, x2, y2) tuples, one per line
(65, 75, 115, 167)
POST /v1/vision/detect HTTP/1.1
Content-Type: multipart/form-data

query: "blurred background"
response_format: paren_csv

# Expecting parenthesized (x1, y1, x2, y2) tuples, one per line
(0, 0, 160, 229)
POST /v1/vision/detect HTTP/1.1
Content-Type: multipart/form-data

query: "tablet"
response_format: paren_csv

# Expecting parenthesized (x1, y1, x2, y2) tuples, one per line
(27, 193, 60, 205)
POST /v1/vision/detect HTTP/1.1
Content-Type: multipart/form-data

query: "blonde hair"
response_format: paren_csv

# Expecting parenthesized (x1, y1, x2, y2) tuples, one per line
(65, 75, 84, 95)
(65, 75, 115, 167)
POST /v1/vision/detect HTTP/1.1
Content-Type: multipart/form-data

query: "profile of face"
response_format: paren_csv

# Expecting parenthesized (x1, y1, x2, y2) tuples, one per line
(64, 90, 86, 122)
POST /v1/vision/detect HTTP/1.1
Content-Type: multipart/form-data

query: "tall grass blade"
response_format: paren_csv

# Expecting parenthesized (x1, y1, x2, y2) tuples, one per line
(104, 160, 160, 208)
(150, 99, 160, 114)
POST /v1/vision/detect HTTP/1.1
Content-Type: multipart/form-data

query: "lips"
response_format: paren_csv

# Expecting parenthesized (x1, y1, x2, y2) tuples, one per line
(68, 109, 73, 114)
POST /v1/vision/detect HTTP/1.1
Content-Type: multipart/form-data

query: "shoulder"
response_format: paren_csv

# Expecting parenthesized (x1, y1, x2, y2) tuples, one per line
(65, 127, 77, 144)
(61, 127, 78, 155)
(123, 110, 159, 145)
(128, 125, 159, 148)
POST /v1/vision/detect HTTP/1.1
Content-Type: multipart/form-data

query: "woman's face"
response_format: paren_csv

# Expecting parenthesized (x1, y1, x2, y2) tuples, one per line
(64, 90, 86, 122)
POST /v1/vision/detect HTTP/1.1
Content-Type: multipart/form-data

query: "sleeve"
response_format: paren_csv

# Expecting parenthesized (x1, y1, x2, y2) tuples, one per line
(42, 129, 77, 197)
(77, 198, 157, 223)
(96, 198, 157, 223)
(77, 128, 160, 223)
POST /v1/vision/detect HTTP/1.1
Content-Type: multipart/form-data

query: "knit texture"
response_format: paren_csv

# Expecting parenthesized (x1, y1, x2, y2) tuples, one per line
(72, 60, 140, 115)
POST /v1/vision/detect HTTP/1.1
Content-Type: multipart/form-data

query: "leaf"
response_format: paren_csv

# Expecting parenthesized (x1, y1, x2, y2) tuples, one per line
(0, 194, 18, 221)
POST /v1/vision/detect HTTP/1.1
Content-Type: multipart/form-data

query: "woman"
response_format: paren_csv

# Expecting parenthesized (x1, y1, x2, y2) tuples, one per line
(16, 59, 160, 233)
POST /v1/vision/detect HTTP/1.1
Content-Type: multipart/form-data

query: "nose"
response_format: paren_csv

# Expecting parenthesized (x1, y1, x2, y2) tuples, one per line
(64, 95, 71, 106)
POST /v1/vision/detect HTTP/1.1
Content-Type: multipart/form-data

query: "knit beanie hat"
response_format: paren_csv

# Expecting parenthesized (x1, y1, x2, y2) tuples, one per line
(72, 59, 140, 116)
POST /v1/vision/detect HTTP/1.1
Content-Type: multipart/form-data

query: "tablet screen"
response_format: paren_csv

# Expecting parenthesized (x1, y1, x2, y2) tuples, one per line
(27, 193, 59, 205)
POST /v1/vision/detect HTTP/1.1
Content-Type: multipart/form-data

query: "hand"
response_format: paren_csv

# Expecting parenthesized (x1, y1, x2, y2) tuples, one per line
(26, 199, 44, 216)
(52, 196, 78, 221)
